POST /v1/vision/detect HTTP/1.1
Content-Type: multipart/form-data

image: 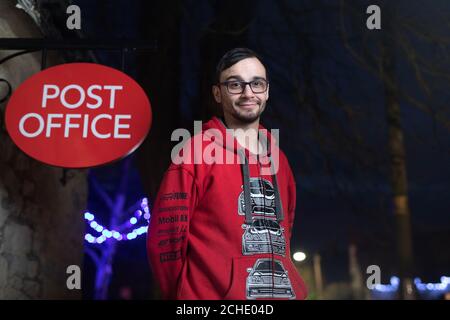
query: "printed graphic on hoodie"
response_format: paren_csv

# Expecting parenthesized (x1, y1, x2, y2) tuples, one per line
(241, 219, 286, 256)
(238, 178, 286, 256)
(246, 258, 296, 300)
(238, 178, 276, 218)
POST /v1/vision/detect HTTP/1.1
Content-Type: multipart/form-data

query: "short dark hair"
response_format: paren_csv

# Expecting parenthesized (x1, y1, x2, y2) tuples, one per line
(214, 48, 265, 83)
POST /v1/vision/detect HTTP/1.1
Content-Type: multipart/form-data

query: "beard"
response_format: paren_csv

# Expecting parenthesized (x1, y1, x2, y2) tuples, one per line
(229, 99, 266, 124)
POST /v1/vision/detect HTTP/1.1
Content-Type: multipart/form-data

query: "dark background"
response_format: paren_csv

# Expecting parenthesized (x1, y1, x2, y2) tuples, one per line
(1, 0, 449, 300)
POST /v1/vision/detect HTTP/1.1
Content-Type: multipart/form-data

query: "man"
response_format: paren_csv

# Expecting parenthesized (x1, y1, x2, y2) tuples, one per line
(147, 48, 308, 300)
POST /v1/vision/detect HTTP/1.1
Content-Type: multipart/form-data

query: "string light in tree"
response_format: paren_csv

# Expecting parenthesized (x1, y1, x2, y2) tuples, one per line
(414, 276, 450, 292)
(372, 276, 399, 293)
(84, 197, 151, 244)
(370, 275, 450, 294)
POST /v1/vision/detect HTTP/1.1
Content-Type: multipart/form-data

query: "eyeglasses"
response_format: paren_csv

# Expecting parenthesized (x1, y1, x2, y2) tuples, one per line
(218, 79, 269, 94)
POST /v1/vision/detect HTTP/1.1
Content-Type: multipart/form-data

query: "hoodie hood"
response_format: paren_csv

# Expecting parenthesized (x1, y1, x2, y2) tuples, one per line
(202, 116, 277, 157)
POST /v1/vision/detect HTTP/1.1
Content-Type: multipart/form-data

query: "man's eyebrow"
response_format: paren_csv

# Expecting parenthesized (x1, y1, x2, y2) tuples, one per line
(224, 75, 243, 81)
(224, 75, 267, 81)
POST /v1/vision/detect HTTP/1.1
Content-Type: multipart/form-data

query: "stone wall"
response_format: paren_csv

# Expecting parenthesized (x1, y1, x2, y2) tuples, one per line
(0, 0, 87, 299)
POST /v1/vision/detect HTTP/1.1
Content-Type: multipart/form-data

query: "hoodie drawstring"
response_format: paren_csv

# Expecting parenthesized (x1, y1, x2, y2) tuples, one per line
(239, 149, 254, 225)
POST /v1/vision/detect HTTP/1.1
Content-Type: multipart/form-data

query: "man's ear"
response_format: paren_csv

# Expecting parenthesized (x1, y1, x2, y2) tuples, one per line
(266, 83, 269, 100)
(212, 85, 221, 103)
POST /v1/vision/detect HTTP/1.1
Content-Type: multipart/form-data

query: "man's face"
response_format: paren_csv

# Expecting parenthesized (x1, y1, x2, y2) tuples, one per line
(213, 57, 269, 124)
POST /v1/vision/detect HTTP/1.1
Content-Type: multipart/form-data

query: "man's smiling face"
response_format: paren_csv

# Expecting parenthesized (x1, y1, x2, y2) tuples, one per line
(213, 57, 269, 124)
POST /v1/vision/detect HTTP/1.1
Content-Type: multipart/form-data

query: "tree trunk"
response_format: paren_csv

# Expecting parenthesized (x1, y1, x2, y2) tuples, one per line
(0, 0, 87, 299)
(380, 6, 415, 299)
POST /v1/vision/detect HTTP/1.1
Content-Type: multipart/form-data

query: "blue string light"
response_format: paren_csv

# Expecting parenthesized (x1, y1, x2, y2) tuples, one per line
(370, 275, 450, 293)
(372, 276, 400, 293)
(414, 276, 450, 292)
(84, 197, 151, 244)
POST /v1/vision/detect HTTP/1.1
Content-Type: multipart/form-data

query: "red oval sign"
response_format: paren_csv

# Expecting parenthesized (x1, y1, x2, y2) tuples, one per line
(5, 63, 152, 168)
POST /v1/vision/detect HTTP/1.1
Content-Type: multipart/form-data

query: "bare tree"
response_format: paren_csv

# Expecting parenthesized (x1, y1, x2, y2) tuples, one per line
(338, 0, 450, 299)
(251, 0, 450, 299)
(84, 156, 150, 300)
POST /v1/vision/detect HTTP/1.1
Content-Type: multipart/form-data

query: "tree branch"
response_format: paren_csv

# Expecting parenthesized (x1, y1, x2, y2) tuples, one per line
(90, 174, 114, 210)
(85, 247, 100, 268)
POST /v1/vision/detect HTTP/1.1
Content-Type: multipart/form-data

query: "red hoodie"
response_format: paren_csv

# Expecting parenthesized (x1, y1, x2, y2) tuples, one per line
(147, 117, 308, 300)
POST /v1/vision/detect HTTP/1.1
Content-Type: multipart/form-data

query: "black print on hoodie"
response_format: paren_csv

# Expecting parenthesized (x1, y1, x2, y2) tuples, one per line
(239, 178, 287, 257)
(238, 177, 294, 299)
(246, 258, 296, 300)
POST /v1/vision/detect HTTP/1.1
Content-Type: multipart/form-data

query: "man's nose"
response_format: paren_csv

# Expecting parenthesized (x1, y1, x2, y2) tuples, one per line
(241, 83, 255, 97)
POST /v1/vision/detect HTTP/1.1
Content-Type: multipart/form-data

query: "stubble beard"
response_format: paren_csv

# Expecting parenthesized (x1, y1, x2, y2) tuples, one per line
(229, 100, 266, 124)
